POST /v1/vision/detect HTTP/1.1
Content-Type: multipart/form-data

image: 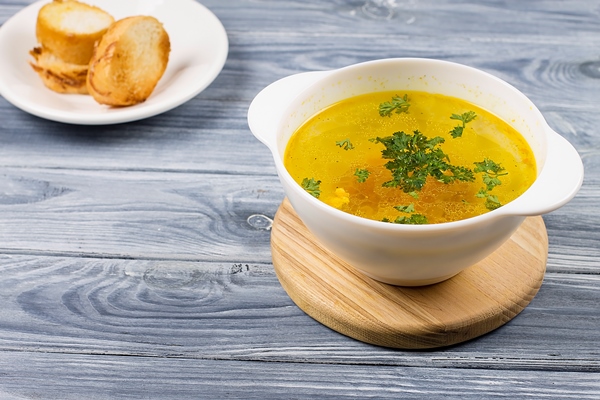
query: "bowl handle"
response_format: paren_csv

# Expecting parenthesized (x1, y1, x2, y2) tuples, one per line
(501, 128, 584, 216)
(247, 71, 330, 150)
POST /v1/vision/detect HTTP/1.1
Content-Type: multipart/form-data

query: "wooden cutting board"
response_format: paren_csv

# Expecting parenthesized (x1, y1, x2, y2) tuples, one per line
(271, 198, 548, 349)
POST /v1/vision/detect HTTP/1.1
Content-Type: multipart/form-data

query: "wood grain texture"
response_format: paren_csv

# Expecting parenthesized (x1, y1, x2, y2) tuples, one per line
(1, 352, 600, 400)
(0, 168, 282, 261)
(0, 0, 599, 397)
(271, 198, 547, 349)
(0, 254, 598, 373)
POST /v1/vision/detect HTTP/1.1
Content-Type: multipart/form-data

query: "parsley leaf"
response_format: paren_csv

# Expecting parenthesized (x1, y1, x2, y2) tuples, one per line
(371, 130, 475, 194)
(354, 168, 370, 183)
(393, 214, 428, 225)
(379, 94, 411, 117)
(449, 111, 477, 138)
(474, 158, 507, 192)
(336, 138, 354, 150)
(476, 188, 488, 199)
(473, 158, 508, 210)
(390, 203, 427, 224)
(301, 178, 321, 198)
(394, 203, 415, 213)
(485, 195, 502, 210)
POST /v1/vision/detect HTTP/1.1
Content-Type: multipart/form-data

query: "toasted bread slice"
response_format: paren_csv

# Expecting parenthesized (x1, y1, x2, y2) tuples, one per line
(36, 0, 114, 65)
(87, 16, 170, 106)
(29, 46, 89, 94)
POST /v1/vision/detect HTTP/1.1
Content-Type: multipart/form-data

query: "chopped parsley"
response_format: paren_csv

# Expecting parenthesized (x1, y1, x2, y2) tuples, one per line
(379, 94, 411, 117)
(371, 130, 475, 194)
(354, 168, 370, 183)
(388, 203, 428, 224)
(383, 214, 428, 225)
(393, 214, 428, 225)
(394, 203, 415, 213)
(474, 158, 507, 210)
(336, 138, 354, 150)
(449, 111, 477, 138)
(301, 178, 321, 198)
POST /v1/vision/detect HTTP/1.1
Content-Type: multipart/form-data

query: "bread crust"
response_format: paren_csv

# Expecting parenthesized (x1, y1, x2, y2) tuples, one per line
(29, 46, 88, 94)
(87, 16, 171, 106)
(36, 0, 114, 65)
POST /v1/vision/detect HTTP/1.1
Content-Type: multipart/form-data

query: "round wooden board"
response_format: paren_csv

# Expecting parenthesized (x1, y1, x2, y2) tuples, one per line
(271, 198, 548, 349)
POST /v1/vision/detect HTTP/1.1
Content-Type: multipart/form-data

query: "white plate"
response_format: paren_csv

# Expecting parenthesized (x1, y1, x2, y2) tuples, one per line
(0, 0, 228, 125)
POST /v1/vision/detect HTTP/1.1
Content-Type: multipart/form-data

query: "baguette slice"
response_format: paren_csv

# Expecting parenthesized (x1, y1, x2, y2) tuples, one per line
(29, 46, 88, 94)
(87, 16, 171, 106)
(36, 0, 114, 65)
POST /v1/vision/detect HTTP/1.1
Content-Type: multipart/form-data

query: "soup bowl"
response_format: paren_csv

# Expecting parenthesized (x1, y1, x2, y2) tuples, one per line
(247, 58, 583, 286)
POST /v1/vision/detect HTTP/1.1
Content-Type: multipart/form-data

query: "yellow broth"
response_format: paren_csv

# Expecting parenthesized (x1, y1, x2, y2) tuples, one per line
(284, 91, 537, 224)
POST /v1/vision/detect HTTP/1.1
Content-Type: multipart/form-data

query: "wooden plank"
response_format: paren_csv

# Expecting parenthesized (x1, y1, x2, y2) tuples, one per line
(0, 169, 282, 261)
(0, 352, 599, 399)
(3, 0, 600, 36)
(0, 255, 598, 371)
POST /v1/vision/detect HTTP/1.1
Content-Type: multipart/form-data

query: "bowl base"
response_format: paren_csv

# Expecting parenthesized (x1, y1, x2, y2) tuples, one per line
(271, 198, 548, 349)
(358, 269, 460, 287)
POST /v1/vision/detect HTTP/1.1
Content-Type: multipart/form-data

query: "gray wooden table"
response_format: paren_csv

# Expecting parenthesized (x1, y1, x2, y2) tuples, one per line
(0, 0, 599, 398)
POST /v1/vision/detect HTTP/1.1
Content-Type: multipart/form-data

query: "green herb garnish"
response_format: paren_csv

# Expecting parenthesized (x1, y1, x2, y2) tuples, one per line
(393, 214, 428, 225)
(484, 194, 502, 210)
(474, 158, 507, 192)
(379, 94, 411, 117)
(371, 130, 475, 194)
(354, 168, 370, 183)
(301, 178, 321, 198)
(382, 213, 428, 225)
(449, 111, 477, 138)
(390, 203, 427, 224)
(394, 203, 415, 213)
(336, 138, 354, 150)
(474, 158, 507, 210)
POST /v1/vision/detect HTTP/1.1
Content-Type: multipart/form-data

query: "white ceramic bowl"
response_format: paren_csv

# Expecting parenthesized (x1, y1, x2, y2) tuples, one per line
(248, 58, 583, 286)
